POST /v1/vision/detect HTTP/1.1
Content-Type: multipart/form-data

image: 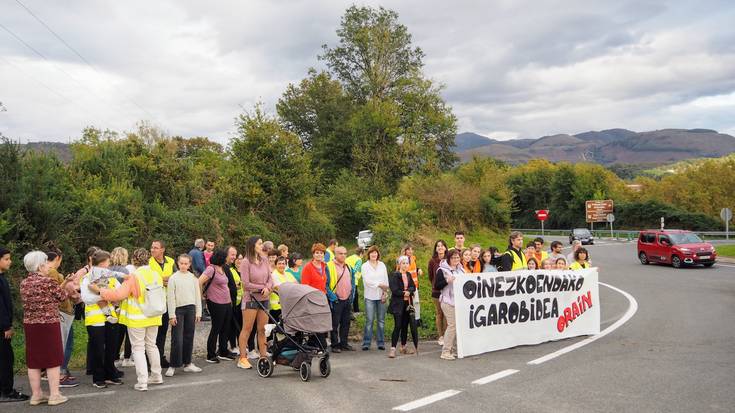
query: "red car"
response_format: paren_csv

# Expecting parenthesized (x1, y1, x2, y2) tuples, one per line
(637, 230, 717, 268)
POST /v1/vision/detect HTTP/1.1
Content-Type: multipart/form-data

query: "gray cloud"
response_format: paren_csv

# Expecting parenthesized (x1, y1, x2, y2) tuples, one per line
(1, 0, 734, 143)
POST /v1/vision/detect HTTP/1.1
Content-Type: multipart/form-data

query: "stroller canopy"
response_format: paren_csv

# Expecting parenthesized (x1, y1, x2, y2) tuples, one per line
(279, 283, 333, 335)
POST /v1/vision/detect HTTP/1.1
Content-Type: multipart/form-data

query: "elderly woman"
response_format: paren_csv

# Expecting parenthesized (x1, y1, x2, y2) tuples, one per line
(20, 250, 71, 406)
(388, 256, 417, 358)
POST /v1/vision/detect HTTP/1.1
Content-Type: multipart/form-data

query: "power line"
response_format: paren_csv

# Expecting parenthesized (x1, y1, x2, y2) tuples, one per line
(0, 22, 118, 128)
(12, 0, 160, 123)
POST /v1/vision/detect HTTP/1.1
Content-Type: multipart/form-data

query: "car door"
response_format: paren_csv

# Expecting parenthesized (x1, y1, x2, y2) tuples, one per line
(640, 232, 657, 261)
(656, 234, 672, 263)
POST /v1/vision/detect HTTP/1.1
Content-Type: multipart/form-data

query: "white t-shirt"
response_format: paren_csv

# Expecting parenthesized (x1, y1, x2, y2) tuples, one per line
(361, 260, 389, 301)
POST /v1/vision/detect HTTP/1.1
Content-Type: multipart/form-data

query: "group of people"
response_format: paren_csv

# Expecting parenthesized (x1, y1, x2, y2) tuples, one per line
(0, 230, 593, 405)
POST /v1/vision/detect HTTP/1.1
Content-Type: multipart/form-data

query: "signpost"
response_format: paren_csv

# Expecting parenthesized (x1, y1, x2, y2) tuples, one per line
(721, 208, 732, 240)
(586, 200, 614, 232)
(607, 213, 615, 239)
(536, 209, 549, 236)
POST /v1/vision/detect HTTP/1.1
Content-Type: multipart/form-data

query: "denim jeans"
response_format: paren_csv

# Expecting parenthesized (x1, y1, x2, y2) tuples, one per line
(62, 322, 74, 375)
(362, 299, 386, 348)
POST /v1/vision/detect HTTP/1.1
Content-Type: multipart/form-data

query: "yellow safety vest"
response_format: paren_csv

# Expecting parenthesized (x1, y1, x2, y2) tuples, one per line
(324, 248, 334, 264)
(569, 261, 590, 270)
(270, 270, 297, 310)
(84, 276, 120, 326)
(230, 267, 243, 306)
(148, 256, 175, 283)
(540, 251, 549, 262)
(345, 255, 362, 286)
(503, 249, 528, 271)
(118, 266, 163, 328)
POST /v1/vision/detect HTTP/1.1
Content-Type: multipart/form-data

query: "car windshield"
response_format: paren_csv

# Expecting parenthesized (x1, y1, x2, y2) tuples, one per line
(669, 233, 703, 245)
(574, 229, 591, 236)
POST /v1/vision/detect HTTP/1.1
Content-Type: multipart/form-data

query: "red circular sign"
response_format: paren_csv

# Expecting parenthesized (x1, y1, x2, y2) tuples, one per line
(536, 210, 549, 221)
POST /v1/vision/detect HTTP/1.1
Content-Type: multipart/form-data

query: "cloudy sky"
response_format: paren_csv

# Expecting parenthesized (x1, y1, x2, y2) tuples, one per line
(1, 0, 734, 143)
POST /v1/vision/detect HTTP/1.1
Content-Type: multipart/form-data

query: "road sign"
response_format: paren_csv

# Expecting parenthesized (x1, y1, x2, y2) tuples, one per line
(721, 208, 732, 222)
(586, 200, 614, 223)
(606, 213, 615, 223)
(722, 208, 732, 240)
(536, 210, 549, 221)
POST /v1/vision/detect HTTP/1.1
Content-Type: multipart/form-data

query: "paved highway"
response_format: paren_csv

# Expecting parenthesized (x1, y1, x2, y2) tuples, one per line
(7, 239, 735, 412)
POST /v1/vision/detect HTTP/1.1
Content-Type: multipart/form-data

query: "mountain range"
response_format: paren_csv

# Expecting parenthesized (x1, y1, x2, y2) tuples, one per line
(455, 128, 735, 165)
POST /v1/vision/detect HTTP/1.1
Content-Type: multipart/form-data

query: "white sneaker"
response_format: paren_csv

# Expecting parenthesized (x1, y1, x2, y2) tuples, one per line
(148, 375, 163, 385)
(134, 383, 148, 391)
(183, 363, 202, 373)
(247, 350, 259, 359)
(440, 353, 456, 361)
(164, 367, 175, 377)
(437, 336, 444, 346)
(230, 347, 240, 356)
(121, 358, 135, 367)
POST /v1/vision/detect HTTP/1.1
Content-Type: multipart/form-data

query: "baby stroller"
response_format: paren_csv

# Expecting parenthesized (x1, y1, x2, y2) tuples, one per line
(254, 283, 333, 381)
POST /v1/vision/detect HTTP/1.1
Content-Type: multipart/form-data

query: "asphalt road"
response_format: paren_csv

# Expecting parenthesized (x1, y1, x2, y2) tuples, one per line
(6, 238, 735, 412)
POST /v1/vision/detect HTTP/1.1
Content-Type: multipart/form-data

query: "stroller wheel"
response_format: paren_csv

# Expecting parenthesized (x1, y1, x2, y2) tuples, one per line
(299, 361, 311, 382)
(256, 357, 274, 378)
(319, 357, 330, 378)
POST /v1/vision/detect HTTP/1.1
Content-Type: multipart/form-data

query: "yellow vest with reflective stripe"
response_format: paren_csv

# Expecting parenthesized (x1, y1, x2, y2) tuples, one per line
(84, 277, 120, 326)
(270, 270, 297, 310)
(149, 256, 175, 282)
(569, 261, 590, 270)
(345, 255, 362, 286)
(504, 249, 528, 271)
(118, 266, 163, 328)
(230, 267, 243, 306)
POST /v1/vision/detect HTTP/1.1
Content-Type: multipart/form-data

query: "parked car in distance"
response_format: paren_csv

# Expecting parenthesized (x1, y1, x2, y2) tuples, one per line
(356, 230, 373, 249)
(569, 228, 594, 245)
(637, 229, 717, 268)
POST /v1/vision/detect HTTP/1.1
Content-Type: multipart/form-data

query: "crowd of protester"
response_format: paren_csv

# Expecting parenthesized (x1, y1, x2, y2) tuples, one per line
(0, 230, 592, 405)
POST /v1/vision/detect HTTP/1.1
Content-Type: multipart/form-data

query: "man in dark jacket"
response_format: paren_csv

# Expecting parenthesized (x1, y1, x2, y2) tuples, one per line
(0, 246, 30, 402)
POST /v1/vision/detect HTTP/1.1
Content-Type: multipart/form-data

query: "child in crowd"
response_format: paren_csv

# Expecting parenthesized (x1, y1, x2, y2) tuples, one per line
(555, 257, 568, 270)
(165, 255, 203, 377)
(527, 258, 539, 270)
(81, 251, 128, 324)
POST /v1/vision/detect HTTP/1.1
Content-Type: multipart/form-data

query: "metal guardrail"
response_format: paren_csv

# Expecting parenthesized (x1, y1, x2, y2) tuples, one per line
(512, 229, 732, 242)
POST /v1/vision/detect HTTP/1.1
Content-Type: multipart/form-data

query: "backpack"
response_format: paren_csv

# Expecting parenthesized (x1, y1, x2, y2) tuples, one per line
(139, 271, 166, 317)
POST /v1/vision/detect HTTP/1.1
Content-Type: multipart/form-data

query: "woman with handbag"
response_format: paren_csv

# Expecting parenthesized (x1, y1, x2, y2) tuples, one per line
(360, 246, 389, 351)
(198, 249, 235, 364)
(388, 256, 417, 358)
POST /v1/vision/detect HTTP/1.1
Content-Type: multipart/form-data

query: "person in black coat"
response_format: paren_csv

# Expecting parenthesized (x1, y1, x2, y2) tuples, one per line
(0, 246, 30, 402)
(388, 256, 417, 358)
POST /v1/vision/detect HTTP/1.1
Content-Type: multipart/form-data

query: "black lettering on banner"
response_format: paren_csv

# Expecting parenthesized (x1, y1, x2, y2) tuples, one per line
(519, 300, 529, 322)
(515, 276, 526, 294)
(525, 274, 536, 294)
(463, 279, 477, 299)
(560, 276, 569, 291)
(498, 302, 508, 324)
(508, 302, 519, 323)
(482, 278, 493, 298)
(495, 276, 505, 297)
(506, 277, 516, 296)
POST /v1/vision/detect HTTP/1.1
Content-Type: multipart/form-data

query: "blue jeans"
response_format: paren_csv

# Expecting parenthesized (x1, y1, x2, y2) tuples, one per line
(62, 323, 74, 374)
(362, 299, 386, 348)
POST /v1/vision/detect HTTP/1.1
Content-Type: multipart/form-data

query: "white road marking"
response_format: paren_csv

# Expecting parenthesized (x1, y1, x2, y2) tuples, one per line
(715, 263, 735, 268)
(471, 369, 519, 385)
(392, 389, 463, 411)
(149, 379, 223, 391)
(527, 281, 638, 365)
(67, 390, 116, 399)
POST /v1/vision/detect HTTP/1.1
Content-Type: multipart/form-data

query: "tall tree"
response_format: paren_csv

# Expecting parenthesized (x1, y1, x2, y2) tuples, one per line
(277, 69, 355, 178)
(316, 5, 457, 190)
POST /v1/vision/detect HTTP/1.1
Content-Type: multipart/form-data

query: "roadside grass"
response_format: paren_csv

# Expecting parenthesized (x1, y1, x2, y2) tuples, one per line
(715, 244, 735, 258)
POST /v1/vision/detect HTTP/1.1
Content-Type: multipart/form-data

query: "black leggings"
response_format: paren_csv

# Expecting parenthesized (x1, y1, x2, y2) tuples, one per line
(391, 302, 417, 348)
(228, 303, 243, 349)
(117, 327, 132, 360)
(87, 323, 119, 383)
(206, 301, 232, 359)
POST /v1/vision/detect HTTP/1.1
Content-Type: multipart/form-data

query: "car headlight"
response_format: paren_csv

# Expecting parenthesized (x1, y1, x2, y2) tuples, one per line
(679, 248, 691, 253)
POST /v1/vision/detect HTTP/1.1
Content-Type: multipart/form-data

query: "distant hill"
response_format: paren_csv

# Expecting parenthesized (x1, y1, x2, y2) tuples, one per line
(21, 141, 73, 162)
(456, 128, 735, 165)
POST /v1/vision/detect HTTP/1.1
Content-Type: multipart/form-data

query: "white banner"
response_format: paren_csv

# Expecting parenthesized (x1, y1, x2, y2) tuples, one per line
(453, 268, 600, 358)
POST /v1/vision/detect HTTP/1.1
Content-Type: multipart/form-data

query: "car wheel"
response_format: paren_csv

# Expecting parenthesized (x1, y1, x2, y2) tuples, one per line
(639, 252, 648, 265)
(671, 255, 682, 268)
